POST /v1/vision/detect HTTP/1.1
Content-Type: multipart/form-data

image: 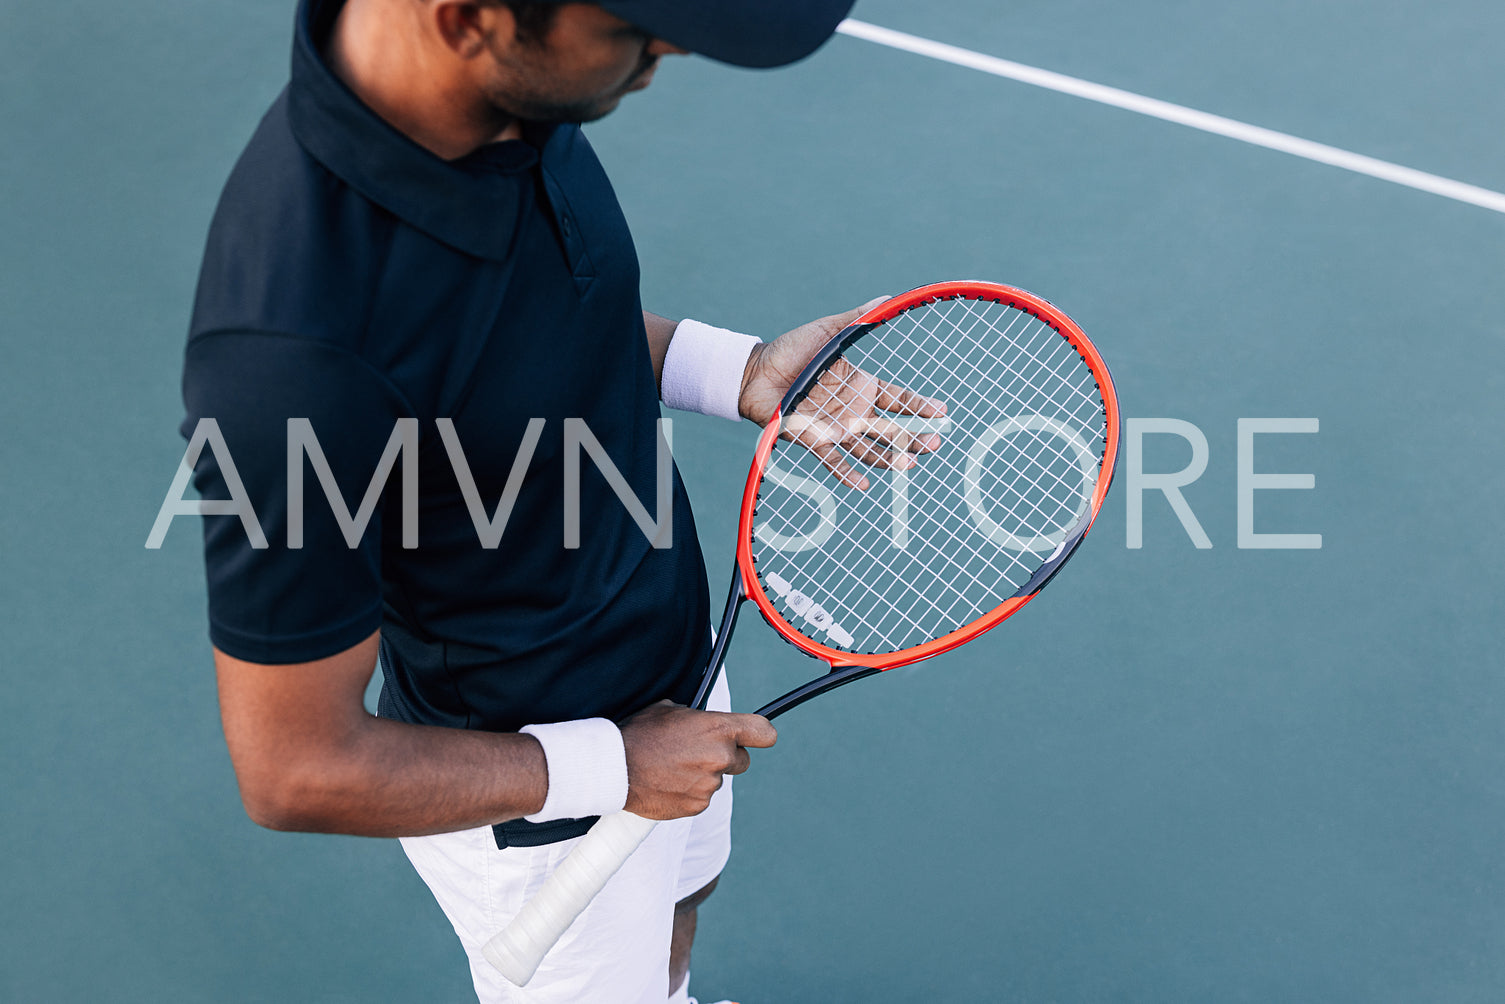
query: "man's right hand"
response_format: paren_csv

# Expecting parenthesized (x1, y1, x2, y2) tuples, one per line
(619, 701, 777, 820)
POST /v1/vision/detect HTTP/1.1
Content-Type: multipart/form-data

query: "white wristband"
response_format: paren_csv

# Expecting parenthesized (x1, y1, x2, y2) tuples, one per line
(661, 318, 761, 422)
(519, 718, 629, 822)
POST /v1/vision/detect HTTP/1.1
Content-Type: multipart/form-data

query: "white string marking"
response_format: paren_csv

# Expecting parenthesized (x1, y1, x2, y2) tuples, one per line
(836, 19, 1505, 215)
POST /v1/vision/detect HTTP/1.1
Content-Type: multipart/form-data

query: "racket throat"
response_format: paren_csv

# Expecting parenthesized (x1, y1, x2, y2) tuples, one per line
(693, 567, 747, 710)
(754, 664, 882, 721)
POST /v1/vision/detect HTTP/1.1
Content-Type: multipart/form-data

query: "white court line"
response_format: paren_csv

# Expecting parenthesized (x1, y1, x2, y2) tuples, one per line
(837, 19, 1505, 215)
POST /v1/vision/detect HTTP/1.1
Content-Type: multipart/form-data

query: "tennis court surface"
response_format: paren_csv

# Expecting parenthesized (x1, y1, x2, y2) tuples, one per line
(2, 0, 1502, 999)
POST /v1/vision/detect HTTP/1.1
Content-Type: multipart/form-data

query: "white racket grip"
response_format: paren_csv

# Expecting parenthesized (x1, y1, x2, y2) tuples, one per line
(482, 810, 659, 985)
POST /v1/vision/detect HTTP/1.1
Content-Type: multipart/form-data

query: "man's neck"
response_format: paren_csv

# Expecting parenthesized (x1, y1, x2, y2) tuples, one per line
(325, 0, 520, 160)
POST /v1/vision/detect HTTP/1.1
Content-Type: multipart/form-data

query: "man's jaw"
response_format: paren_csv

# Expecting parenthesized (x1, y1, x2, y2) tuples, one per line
(624, 55, 660, 92)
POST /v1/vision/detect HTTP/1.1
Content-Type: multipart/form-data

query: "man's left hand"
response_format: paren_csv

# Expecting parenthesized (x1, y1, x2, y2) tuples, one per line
(739, 298, 948, 490)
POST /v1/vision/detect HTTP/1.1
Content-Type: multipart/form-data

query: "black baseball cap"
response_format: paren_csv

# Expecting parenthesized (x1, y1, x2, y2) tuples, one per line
(574, 0, 858, 68)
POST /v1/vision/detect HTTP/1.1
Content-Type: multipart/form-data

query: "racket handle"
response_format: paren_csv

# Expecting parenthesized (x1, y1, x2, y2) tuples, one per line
(482, 810, 659, 986)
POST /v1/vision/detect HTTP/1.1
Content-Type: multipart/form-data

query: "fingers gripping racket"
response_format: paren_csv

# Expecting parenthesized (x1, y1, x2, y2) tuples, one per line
(483, 281, 1121, 984)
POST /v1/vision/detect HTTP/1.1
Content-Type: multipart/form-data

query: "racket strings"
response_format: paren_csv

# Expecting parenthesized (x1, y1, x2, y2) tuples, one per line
(804, 299, 1102, 579)
(807, 308, 1093, 635)
(896, 300, 1102, 533)
(751, 294, 1109, 655)
(757, 300, 1099, 650)
(763, 333, 1039, 641)
(837, 298, 1105, 548)
(789, 482, 994, 646)
(802, 303, 1094, 556)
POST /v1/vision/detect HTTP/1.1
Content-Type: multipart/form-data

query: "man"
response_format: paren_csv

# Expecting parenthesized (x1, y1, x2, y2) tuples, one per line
(182, 1, 884, 1001)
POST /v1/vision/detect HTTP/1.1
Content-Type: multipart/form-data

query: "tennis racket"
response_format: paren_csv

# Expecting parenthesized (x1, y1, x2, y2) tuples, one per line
(483, 280, 1121, 984)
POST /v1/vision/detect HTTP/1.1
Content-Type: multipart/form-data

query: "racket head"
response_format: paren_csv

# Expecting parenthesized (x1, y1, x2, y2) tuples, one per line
(736, 281, 1120, 671)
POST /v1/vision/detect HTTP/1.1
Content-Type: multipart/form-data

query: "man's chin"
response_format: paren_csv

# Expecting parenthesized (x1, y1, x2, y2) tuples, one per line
(509, 94, 625, 126)
(570, 95, 627, 124)
(627, 65, 657, 92)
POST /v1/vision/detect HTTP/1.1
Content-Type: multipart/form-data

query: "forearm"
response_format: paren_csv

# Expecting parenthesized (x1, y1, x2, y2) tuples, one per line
(250, 714, 548, 837)
(217, 634, 774, 837)
(216, 634, 549, 837)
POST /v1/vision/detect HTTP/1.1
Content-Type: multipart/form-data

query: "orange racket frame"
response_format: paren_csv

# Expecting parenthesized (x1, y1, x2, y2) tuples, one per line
(691, 281, 1120, 718)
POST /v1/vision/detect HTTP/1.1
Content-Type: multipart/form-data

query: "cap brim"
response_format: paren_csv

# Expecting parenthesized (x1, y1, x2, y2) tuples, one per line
(598, 0, 857, 68)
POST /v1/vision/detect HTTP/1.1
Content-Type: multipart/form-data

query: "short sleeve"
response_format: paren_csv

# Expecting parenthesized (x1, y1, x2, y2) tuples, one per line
(182, 330, 412, 664)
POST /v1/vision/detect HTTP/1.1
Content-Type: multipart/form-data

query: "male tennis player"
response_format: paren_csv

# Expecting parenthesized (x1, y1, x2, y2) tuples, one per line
(182, 1, 885, 1001)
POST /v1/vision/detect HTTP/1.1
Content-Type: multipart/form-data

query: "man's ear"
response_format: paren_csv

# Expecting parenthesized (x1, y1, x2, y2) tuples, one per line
(432, 0, 514, 59)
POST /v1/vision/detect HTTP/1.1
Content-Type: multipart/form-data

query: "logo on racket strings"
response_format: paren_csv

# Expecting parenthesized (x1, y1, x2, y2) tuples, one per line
(761, 572, 856, 648)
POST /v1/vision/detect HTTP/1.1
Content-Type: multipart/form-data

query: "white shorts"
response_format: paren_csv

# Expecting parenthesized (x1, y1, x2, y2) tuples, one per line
(399, 672, 734, 1004)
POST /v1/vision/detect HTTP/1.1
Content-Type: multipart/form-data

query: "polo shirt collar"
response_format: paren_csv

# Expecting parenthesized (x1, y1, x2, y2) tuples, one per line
(287, 0, 549, 262)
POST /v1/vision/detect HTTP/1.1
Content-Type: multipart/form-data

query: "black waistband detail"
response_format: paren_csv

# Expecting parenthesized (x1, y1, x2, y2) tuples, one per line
(492, 815, 598, 848)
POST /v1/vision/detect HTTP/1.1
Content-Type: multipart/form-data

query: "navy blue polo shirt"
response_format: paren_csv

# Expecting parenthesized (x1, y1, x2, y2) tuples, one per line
(183, 0, 712, 844)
